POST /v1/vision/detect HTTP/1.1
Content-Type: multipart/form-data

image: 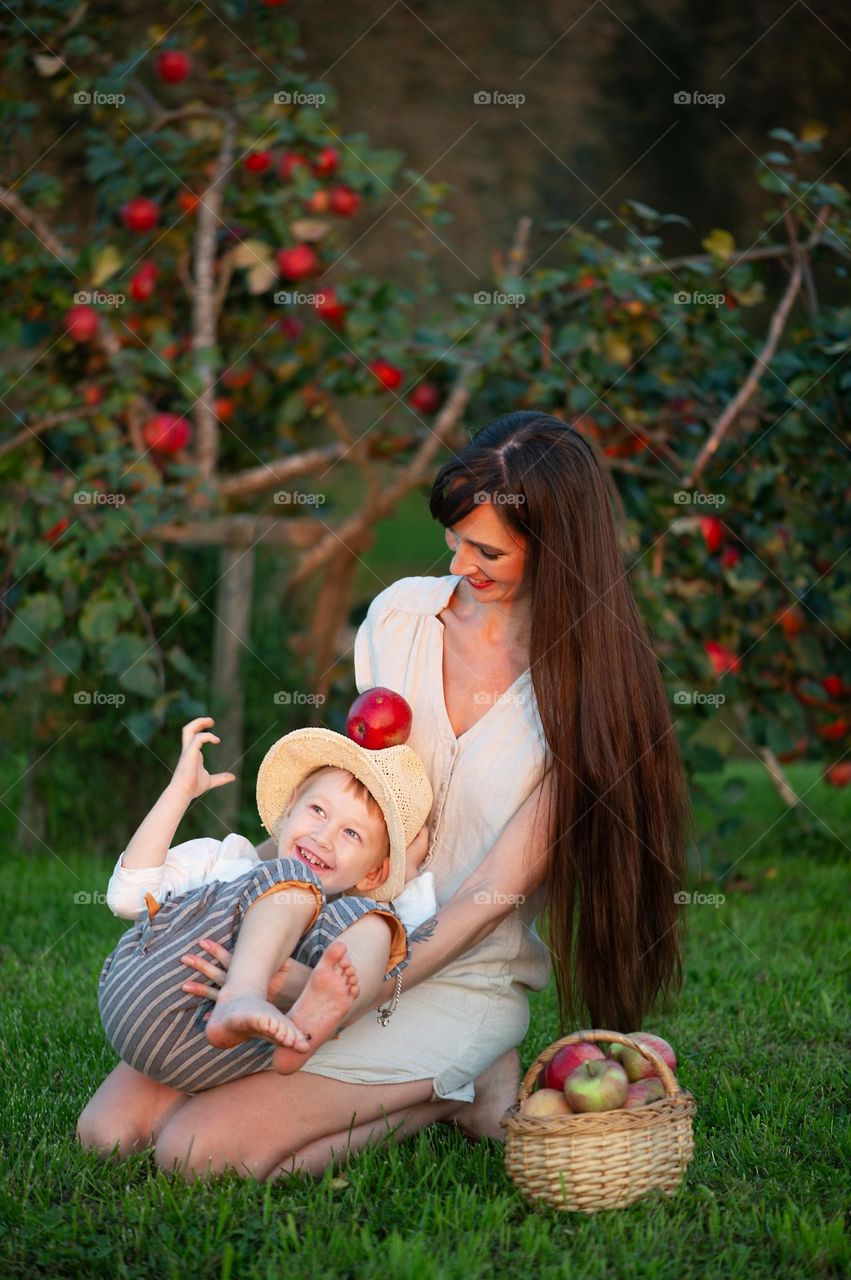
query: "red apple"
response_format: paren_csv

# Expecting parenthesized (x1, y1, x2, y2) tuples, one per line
(825, 761, 851, 787)
(779, 607, 805, 639)
(722, 546, 741, 568)
(122, 197, 160, 233)
(177, 191, 201, 214)
(610, 1032, 677, 1082)
(277, 244, 319, 280)
(622, 1078, 666, 1109)
(822, 675, 846, 699)
(305, 189, 331, 214)
(699, 516, 724, 554)
(313, 288, 346, 326)
(520, 1089, 573, 1118)
(215, 396, 235, 423)
(244, 150, 272, 174)
(64, 305, 99, 342)
(563, 1059, 629, 1113)
(222, 365, 253, 390)
(369, 359, 403, 391)
(407, 381, 442, 414)
(313, 147, 339, 177)
(44, 517, 70, 543)
(704, 640, 740, 676)
(142, 412, 191, 454)
(329, 185, 360, 217)
(279, 316, 304, 340)
(155, 50, 191, 84)
(346, 687, 413, 749)
(540, 1042, 604, 1092)
(279, 151, 308, 181)
(130, 262, 158, 301)
(82, 384, 103, 406)
(817, 718, 849, 741)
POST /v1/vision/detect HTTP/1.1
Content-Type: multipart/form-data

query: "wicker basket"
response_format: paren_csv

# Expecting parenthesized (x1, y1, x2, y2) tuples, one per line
(500, 1029, 696, 1213)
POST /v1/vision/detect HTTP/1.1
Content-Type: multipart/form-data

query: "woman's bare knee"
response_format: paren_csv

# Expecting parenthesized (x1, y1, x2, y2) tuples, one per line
(77, 1062, 187, 1159)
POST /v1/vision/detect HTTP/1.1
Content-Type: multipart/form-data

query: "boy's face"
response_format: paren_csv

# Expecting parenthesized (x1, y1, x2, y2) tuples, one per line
(277, 767, 390, 896)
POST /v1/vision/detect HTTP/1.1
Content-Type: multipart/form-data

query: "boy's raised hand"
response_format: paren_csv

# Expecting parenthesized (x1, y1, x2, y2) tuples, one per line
(170, 717, 236, 801)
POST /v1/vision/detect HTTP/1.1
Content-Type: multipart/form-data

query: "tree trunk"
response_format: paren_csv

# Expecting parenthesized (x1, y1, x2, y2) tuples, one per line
(209, 544, 256, 830)
(305, 537, 371, 725)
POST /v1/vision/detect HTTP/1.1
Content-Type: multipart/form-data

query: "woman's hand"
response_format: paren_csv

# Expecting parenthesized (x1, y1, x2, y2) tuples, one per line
(179, 938, 311, 1010)
(169, 718, 236, 803)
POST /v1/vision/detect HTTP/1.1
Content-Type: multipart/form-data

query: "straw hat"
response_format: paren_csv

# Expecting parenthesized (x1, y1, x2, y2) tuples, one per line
(256, 727, 434, 902)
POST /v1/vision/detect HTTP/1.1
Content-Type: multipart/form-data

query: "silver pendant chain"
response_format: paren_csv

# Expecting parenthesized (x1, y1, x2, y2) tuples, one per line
(376, 973, 402, 1026)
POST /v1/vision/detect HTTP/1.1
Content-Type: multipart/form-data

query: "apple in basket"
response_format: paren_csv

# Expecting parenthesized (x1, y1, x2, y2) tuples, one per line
(519, 1089, 573, 1119)
(540, 1041, 605, 1091)
(622, 1078, 666, 1109)
(346, 687, 413, 748)
(563, 1059, 629, 1113)
(609, 1032, 677, 1082)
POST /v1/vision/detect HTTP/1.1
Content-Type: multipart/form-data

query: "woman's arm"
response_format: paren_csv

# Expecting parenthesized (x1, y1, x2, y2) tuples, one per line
(397, 770, 555, 993)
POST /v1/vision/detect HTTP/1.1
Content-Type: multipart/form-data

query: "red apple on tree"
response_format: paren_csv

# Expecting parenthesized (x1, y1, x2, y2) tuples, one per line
(277, 245, 319, 280)
(64, 304, 99, 342)
(122, 197, 160, 233)
(142, 413, 191, 454)
(329, 185, 360, 217)
(825, 761, 851, 787)
(279, 151, 308, 181)
(563, 1059, 629, 1112)
(279, 316, 304, 340)
(313, 146, 339, 177)
(822, 675, 846, 699)
(369, 359, 403, 390)
(305, 190, 331, 214)
(407, 381, 442, 414)
(346, 688, 413, 749)
(540, 1041, 604, 1092)
(699, 516, 724, 554)
(722, 545, 741, 568)
(313, 288, 346, 327)
(704, 640, 741, 676)
(244, 150, 272, 174)
(155, 50, 191, 83)
(130, 262, 158, 301)
(610, 1032, 677, 1082)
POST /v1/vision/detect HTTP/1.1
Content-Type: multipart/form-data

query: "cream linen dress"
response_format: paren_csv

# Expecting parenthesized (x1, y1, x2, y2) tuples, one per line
(299, 574, 552, 1103)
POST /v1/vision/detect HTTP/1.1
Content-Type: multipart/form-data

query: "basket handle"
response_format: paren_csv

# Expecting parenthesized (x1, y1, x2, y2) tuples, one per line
(516, 1028, 679, 1103)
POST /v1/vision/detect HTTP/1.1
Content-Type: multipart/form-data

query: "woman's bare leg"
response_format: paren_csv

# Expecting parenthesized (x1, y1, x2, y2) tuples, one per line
(272, 1096, 466, 1179)
(76, 1061, 189, 1158)
(154, 1069, 459, 1181)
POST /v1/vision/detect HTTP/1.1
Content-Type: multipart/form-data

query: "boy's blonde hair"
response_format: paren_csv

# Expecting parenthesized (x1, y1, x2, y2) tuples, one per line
(286, 764, 391, 862)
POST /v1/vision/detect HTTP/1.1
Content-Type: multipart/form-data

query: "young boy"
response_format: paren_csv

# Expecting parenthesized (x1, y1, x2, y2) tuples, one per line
(97, 716, 438, 1094)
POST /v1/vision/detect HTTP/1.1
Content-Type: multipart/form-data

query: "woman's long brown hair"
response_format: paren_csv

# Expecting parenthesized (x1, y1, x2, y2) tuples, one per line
(429, 411, 693, 1032)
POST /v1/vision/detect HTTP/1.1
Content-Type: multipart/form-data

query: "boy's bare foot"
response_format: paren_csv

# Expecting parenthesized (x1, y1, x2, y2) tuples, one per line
(272, 941, 359, 1074)
(205, 992, 310, 1052)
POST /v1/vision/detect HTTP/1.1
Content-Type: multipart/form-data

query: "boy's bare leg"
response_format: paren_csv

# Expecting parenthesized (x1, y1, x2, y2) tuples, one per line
(205, 887, 316, 1051)
(272, 914, 391, 1074)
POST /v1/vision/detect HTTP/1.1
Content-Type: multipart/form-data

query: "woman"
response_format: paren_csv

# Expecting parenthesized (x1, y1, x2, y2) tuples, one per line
(77, 410, 691, 1180)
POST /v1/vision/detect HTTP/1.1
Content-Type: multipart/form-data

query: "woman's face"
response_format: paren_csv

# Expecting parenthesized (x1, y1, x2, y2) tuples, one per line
(443, 497, 528, 602)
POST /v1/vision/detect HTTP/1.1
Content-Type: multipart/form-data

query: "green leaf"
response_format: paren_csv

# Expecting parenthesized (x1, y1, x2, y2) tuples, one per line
(118, 658, 159, 699)
(124, 710, 159, 745)
(3, 592, 63, 655)
(79, 597, 133, 645)
(768, 128, 798, 145)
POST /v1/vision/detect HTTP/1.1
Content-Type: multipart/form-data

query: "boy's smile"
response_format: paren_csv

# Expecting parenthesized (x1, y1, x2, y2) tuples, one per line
(278, 768, 390, 896)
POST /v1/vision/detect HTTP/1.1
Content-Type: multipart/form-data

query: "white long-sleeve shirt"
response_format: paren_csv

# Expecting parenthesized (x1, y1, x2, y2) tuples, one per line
(105, 832, 438, 934)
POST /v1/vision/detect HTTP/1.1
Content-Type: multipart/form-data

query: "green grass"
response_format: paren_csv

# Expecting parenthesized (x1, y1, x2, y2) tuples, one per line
(1, 762, 848, 1279)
